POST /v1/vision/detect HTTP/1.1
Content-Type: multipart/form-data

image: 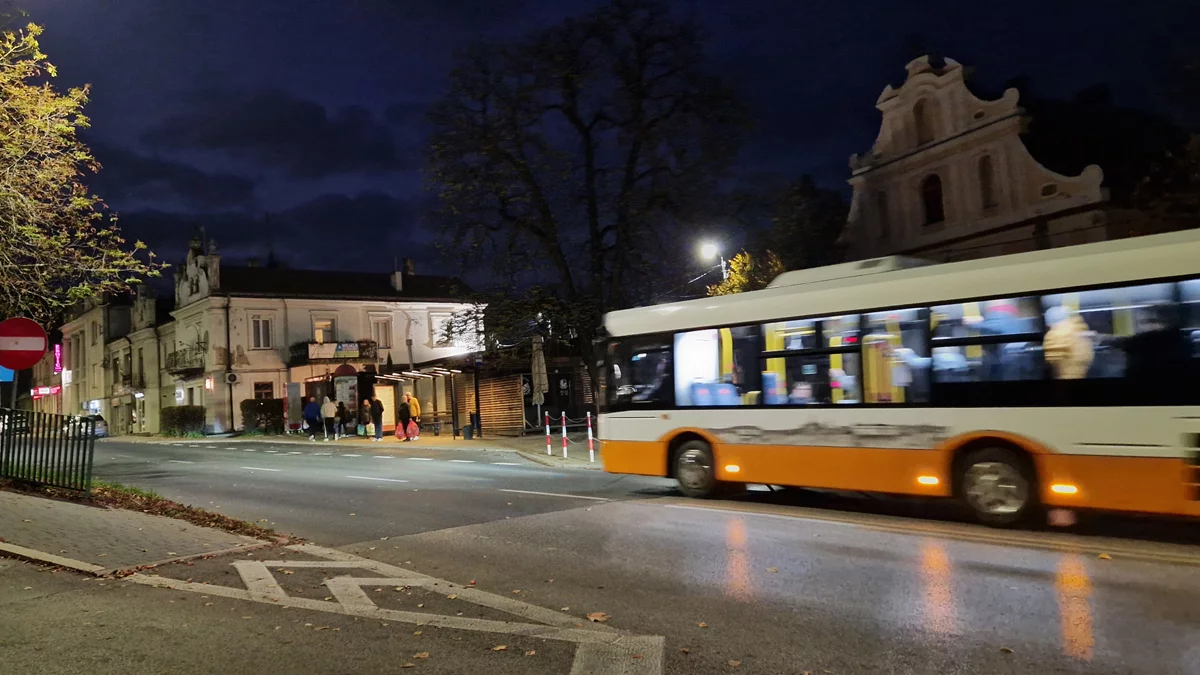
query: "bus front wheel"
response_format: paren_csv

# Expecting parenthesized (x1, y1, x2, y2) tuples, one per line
(957, 447, 1037, 526)
(674, 440, 722, 498)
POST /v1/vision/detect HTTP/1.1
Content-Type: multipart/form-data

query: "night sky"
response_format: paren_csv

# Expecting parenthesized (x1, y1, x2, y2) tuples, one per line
(21, 0, 1193, 274)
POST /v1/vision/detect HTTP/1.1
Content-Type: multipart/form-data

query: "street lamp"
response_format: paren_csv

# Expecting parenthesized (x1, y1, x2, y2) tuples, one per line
(699, 241, 728, 281)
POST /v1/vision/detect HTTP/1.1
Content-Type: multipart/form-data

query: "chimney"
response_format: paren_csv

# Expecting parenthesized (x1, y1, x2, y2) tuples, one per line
(404, 258, 415, 276)
(390, 270, 403, 292)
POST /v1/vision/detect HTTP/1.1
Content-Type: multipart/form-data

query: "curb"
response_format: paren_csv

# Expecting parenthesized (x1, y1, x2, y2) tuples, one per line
(0, 542, 105, 575)
(515, 450, 604, 470)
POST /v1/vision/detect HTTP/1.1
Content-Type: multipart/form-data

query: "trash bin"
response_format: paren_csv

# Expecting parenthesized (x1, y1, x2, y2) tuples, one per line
(462, 424, 474, 440)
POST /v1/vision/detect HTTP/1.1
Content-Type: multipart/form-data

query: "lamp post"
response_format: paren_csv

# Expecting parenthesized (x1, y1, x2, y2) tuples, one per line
(700, 241, 727, 281)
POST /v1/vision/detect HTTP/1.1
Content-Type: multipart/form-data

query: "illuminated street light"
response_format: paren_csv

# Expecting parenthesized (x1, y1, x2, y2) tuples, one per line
(699, 241, 727, 281)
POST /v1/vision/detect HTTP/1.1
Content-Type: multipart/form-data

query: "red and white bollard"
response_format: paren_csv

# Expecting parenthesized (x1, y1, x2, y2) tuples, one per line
(561, 412, 568, 458)
(586, 411, 595, 464)
(545, 412, 551, 455)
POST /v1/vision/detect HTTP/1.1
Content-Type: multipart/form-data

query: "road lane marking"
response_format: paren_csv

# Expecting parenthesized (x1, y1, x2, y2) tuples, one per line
(374, 456, 394, 459)
(240, 466, 281, 472)
(341, 454, 361, 457)
(264, 450, 278, 453)
(242, 449, 257, 452)
(499, 489, 609, 501)
(167, 460, 194, 464)
(345, 475, 409, 483)
(491, 462, 523, 466)
(286, 451, 303, 455)
(115, 454, 136, 459)
(448, 459, 476, 463)
(311, 452, 332, 456)
(126, 544, 662, 675)
(407, 457, 434, 461)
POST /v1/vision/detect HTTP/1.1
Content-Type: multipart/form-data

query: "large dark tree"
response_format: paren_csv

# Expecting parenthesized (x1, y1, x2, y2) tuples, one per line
(763, 175, 848, 271)
(426, 0, 747, 382)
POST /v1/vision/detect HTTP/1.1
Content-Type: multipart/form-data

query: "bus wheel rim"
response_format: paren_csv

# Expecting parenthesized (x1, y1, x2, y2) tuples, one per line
(677, 448, 712, 490)
(963, 461, 1028, 515)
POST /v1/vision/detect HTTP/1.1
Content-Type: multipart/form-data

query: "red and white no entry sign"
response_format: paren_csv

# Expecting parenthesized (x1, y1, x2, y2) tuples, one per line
(0, 317, 48, 371)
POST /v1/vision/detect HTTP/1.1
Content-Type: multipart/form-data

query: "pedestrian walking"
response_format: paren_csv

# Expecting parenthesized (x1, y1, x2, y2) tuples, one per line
(370, 395, 384, 441)
(404, 393, 421, 441)
(397, 396, 412, 442)
(303, 396, 321, 441)
(336, 400, 348, 437)
(320, 396, 337, 441)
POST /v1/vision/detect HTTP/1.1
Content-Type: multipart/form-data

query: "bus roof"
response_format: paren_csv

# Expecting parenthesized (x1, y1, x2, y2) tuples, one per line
(605, 229, 1200, 337)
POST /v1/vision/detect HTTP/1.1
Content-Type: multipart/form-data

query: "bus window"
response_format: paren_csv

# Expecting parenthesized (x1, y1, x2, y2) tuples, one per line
(674, 326, 761, 406)
(771, 353, 861, 405)
(763, 319, 817, 351)
(931, 296, 1043, 383)
(864, 308, 930, 403)
(1179, 280, 1200, 356)
(607, 338, 673, 408)
(1041, 283, 1177, 382)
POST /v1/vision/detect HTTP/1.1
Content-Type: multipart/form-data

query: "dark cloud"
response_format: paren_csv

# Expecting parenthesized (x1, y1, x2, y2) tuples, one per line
(143, 89, 411, 179)
(88, 144, 258, 210)
(117, 191, 436, 273)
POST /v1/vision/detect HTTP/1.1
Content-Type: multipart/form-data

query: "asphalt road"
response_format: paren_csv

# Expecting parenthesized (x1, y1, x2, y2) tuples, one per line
(7, 437, 1200, 674)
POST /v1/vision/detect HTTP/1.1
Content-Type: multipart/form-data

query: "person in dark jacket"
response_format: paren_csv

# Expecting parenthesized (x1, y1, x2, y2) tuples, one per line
(335, 401, 348, 437)
(303, 397, 321, 441)
(396, 397, 412, 441)
(358, 398, 371, 435)
(370, 395, 385, 441)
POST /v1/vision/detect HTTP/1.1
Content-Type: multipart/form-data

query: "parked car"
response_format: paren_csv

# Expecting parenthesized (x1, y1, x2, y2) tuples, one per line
(63, 414, 108, 438)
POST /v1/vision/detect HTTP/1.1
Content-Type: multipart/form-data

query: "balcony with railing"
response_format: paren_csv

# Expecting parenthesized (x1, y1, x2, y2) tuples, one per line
(165, 347, 206, 376)
(288, 340, 378, 367)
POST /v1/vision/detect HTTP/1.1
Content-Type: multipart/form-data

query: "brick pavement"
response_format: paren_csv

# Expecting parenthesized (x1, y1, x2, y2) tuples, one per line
(0, 491, 261, 572)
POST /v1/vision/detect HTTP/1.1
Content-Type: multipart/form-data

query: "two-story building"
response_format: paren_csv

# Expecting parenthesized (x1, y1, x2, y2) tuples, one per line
(59, 294, 132, 422)
(841, 55, 1109, 262)
(163, 236, 476, 433)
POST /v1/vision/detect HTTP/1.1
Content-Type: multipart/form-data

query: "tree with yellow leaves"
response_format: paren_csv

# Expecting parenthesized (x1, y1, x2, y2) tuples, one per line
(0, 22, 160, 322)
(706, 250, 785, 296)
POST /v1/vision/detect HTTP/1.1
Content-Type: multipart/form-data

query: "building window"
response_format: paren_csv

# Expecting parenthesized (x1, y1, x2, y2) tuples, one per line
(979, 155, 998, 209)
(90, 321, 98, 345)
(253, 382, 274, 399)
(137, 349, 144, 383)
(429, 313, 453, 346)
(312, 318, 336, 343)
(914, 98, 937, 145)
(371, 318, 393, 349)
(921, 174, 945, 225)
(251, 316, 273, 349)
(876, 191, 890, 240)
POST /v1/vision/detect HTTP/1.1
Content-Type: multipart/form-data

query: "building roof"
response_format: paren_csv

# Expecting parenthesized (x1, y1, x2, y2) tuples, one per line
(217, 266, 469, 302)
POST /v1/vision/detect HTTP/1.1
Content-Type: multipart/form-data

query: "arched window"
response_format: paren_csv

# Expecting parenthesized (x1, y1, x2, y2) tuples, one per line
(914, 98, 937, 145)
(978, 155, 997, 209)
(921, 174, 945, 225)
(876, 191, 890, 240)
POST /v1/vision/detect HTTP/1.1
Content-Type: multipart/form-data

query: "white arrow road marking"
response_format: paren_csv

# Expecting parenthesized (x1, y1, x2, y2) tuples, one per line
(345, 475, 408, 483)
(126, 544, 663, 675)
(499, 489, 610, 501)
(0, 336, 46, 351)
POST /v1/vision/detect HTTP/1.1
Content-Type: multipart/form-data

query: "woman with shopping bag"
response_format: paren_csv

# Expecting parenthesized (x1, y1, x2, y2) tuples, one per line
(404, 393, 421, 441)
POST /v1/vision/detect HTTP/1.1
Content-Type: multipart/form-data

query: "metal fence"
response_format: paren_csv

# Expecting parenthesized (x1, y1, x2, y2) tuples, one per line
(0, 408, 95, 493)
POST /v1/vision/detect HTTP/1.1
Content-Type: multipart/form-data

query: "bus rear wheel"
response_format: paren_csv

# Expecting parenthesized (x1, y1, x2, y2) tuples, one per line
(957, 447, 1037, 526)
(674, 440, 722, 498)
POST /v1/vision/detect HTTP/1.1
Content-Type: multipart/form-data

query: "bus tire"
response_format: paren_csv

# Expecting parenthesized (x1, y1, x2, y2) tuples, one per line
(956, 446, 1037, 526)
(673, 439, 722, 498)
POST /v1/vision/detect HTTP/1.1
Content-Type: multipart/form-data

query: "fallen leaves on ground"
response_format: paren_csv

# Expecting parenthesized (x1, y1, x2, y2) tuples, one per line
(586, 612, 610, 623)
(512, 589, 522, 594)
(1098, 553, 1113, 560)
(241, 616, 252, 620)
(525, 650, 536, 656)
(468, 579, 476, 585)
(560, 607, 570, 611)
(400, 663, 415, 669)
(447, 594, 458, 600)
(766, 567, 779, 573)
(413, 631, 423, 636)
(413, 652, 429, 660)
(999, 647, 1014, 653)
(491, 645, 508, 652)
(680, 648, 691, 654)
(632, 654, 644, 660)
(696, 622, 709, 628)
(728, 659, 742, 667)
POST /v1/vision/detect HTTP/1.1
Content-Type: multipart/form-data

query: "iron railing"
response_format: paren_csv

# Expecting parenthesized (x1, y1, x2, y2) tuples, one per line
(166, 347, 206, 374)
(0, 408, 95, 493)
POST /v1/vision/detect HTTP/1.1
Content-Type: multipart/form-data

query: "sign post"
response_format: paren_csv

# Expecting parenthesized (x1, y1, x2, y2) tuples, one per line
(0, 318, 48, 410)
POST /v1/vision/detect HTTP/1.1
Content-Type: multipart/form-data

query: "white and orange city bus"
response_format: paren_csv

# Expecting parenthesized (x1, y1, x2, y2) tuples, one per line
(599, 230, 1200, 525)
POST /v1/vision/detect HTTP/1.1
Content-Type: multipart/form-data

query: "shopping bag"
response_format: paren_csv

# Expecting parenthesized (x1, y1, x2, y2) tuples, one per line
(356, 423, 365, 436)
(406, 420, 419, 439)
(365, 422, 375, 436)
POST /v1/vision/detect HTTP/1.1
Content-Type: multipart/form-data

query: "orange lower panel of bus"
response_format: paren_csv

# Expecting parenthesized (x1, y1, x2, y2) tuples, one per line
(602, 439, 1200, 517)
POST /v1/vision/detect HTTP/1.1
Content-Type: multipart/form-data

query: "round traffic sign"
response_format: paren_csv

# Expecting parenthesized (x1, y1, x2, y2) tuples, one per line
(0, 317, 49, 371)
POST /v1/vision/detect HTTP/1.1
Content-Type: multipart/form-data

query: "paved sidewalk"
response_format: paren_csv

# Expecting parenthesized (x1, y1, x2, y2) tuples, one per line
(0, 491, 263, 574)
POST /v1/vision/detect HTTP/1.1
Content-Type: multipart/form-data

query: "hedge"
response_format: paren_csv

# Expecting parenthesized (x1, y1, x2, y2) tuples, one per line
(240, 398, 285, 435)
(160, 405, 206, 436)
